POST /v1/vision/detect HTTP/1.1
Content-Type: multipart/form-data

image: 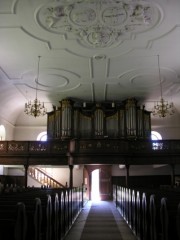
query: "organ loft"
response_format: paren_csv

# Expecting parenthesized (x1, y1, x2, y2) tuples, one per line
(47, 98, 151, 140)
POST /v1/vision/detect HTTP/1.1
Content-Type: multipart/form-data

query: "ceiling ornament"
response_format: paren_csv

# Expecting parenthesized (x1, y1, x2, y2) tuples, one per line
(152, 55, 175, 118)
(37, 0, 160, 48)
(24, 56, 47, 118)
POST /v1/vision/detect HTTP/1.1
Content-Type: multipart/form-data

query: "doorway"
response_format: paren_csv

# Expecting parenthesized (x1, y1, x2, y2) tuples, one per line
(91, 169, 100, 201)
(84, 165, 112, 201)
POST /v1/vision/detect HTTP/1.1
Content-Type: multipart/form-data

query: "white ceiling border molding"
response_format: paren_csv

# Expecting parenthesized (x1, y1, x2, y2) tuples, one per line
(20, 27, 52, 50)
(0, 66, 14, 82)
(0, 0, 18, 14)
(18, 68, 82, 93)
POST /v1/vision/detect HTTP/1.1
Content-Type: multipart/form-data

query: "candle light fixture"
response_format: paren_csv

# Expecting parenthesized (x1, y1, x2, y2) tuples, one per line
(152, 55, 175, 118)
(24, 56, 46, 117)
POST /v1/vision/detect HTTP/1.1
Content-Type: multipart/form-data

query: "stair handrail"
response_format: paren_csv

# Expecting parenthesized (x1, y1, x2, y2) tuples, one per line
(28, 166, 65, 188)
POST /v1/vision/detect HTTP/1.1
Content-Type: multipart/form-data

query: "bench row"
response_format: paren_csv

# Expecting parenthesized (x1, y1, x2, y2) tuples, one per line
(0, 187, 85, 240)
(113, 185, 180, 240)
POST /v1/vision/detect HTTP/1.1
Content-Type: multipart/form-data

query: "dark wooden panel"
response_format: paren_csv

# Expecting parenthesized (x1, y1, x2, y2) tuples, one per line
(99, 166, 112, 200)
(112, 175, 171, 188)
(28, 156, 68, 165)
(0, 157, 27, 165)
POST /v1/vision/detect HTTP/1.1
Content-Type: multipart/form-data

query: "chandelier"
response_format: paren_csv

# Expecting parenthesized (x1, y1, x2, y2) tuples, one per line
(24, 56, 46, 117)
(152, 55, 175, 118)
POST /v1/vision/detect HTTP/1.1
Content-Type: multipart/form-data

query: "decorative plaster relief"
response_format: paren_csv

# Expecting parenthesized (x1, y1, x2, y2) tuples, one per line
(37, 0, 161, 48)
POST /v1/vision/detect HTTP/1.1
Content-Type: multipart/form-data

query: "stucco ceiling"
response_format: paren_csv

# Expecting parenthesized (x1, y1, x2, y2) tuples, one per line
(0, 0, 180, 128)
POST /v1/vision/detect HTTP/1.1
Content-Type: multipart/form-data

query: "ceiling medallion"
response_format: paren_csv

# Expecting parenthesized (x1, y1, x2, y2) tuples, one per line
(38, 0, 159, 48)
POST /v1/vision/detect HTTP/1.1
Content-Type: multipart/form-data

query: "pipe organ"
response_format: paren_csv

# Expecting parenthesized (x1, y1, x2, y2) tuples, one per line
(61, 99, 72, 138)
(47, 98, 151, 140)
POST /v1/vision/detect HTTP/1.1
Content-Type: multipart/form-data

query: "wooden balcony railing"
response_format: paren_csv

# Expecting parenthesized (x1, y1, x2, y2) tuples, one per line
(0, 140, 69, 155)
(1, 139, 180, 165)
(0, 139, 180, 156)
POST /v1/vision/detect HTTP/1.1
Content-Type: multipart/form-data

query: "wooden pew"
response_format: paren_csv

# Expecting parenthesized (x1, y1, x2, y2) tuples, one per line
(160, 197, 179, 240)
(54, 193, 59, 240)
(141, 192, 149, 240)
(14, 202, 27, 240)
(0, 202, 27, 240)
(113, 185, 180, 240)
(0, 187, 84, 240)
(177, 202, 180, 239)
(33, 198, 42, 240)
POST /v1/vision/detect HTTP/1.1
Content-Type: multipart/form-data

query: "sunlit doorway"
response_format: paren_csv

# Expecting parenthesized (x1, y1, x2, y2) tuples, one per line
(91, 169, 100, 201)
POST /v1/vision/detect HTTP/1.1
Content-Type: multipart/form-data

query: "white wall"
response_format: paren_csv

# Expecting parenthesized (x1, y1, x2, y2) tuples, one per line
(28, 176, 41, 188)
(0, 165, 4, 175)
(6, 167, 24, 176)
(152, 126, 180, 139)
(73, 165, 84, 187)
(42, 166, 84, 187)
(151, 114, 180, 139)
(14, 126, 47, 140)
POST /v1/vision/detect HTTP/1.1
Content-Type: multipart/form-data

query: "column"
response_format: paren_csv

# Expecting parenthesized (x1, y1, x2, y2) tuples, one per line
(69, 165, 74, 189)
(170, 164, 175, 187)
(24, 164, 28, 188)
(125, 164, 130, 188)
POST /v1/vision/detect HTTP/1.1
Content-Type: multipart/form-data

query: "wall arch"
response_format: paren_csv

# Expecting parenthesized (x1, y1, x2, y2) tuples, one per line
(0, 125, 6, 140)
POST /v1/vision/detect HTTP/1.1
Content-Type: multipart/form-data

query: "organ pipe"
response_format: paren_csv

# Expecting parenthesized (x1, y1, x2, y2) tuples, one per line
(47, 98, 151, 140)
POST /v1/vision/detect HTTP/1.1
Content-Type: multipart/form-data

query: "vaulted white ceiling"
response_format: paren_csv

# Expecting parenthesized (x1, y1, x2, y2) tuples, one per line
(0, 0, 180, 129)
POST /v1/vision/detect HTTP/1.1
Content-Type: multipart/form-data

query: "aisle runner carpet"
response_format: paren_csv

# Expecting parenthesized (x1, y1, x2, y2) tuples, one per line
(80, 201, 122, 240)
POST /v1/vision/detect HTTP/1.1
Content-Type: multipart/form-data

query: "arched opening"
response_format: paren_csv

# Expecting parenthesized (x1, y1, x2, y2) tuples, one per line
(0, 125, 6, 140)
(91, 169, 100, 201)
(151, 131, 162, 150)
(37, 131, 47, 141)
(151, 131, 162, 140)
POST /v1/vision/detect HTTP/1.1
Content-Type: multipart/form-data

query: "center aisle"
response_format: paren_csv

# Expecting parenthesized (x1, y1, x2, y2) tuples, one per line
(80, 201, 122, 240)
(65, 201, 137, 240)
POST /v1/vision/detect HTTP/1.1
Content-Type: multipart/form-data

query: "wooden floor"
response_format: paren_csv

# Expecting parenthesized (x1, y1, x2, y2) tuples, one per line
(65, 201, 137, 240)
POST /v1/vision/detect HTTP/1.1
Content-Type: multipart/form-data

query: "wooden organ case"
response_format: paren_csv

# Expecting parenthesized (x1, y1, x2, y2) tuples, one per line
(47, 98, 151, 140)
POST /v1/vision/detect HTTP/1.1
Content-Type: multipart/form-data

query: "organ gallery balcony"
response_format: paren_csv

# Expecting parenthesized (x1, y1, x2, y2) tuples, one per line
(0, 139, 180, 165)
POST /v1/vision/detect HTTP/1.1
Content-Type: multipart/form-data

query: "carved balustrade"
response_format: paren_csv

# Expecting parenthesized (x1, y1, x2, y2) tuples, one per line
(0, 139, 180, 157)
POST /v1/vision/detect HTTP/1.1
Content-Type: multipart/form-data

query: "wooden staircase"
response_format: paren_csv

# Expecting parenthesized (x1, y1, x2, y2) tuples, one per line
(28, 166, 65, 188)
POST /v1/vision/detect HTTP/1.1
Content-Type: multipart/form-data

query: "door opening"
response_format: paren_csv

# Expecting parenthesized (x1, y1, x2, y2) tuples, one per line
(91, 169, 100, 201)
